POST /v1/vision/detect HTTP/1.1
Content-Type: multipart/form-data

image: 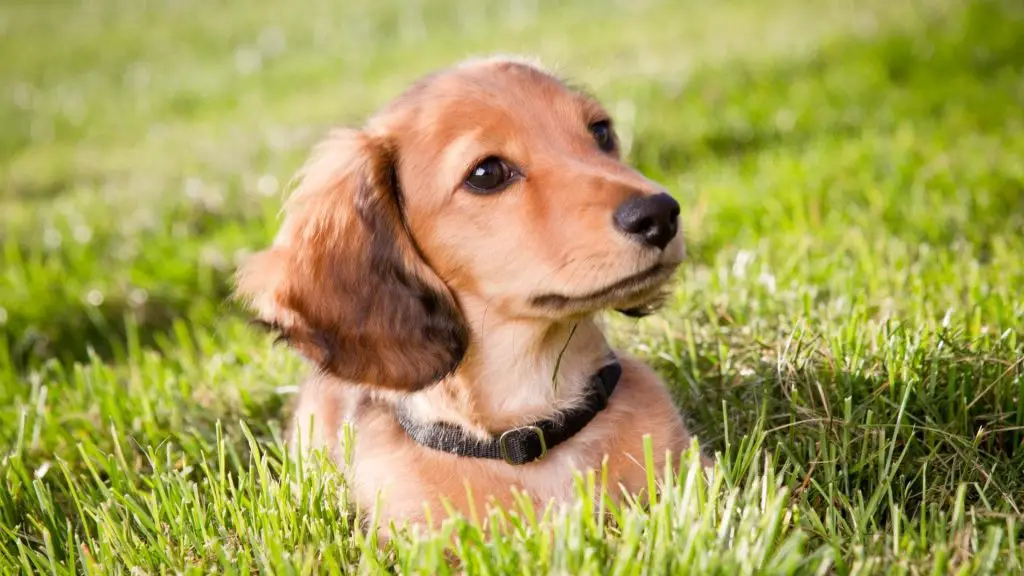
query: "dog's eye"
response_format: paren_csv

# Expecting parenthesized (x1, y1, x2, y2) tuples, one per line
(589, 120, 616, 153)
(464, 156, 517, 194)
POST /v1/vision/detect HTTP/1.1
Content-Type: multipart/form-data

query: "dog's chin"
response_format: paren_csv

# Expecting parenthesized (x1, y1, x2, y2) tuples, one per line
(614, 287, 670, 318)
(616, 302, 660, 318)
(529, 261, 679, 319)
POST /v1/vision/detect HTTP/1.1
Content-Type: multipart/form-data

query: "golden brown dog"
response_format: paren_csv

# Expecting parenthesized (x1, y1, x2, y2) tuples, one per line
(236, 56, 710, 529)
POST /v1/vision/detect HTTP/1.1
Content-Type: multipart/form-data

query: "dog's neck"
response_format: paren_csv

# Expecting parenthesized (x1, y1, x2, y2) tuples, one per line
(402, 300, 612, 436)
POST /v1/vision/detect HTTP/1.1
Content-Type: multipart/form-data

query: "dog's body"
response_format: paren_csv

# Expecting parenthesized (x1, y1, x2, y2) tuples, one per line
(291, 338, 697, 525)
(237, 56, 709, 528)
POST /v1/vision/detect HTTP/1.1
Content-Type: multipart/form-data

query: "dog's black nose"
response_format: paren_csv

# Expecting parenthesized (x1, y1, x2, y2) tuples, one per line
(613, 192, 680, 250)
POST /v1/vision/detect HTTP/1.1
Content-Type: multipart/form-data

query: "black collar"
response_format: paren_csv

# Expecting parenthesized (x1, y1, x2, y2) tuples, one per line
(394, 356, 623, 465)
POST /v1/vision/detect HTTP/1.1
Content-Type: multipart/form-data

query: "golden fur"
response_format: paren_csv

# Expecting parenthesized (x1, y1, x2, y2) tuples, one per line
(236, 57, 711, 530)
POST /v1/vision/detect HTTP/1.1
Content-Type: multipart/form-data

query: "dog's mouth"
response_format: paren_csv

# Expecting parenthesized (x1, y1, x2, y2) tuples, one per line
(528, 262, 678, 316)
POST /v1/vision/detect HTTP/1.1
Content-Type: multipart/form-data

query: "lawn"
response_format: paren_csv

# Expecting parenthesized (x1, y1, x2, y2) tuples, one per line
(1, 0, 1022, 573)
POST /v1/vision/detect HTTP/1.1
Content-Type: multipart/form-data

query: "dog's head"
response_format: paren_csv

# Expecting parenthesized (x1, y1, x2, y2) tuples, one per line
(236, 57, 685, 391)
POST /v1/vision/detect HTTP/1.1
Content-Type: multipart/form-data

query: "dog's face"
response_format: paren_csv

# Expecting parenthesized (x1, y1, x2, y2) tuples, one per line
(384, 61, 685, 320)
(236, 58, 684, 391)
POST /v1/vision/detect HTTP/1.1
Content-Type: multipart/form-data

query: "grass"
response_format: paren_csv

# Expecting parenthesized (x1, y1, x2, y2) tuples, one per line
(1, 0, 1022, 572)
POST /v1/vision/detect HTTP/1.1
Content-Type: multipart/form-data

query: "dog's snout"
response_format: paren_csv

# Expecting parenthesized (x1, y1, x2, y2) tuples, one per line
(612, 192, 680, 250)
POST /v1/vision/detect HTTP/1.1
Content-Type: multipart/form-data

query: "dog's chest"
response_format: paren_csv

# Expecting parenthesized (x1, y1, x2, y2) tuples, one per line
(349, 414, 646, 525)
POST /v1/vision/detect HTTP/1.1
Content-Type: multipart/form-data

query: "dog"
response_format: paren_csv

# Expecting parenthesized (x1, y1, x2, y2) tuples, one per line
(236, 56, 711, 530)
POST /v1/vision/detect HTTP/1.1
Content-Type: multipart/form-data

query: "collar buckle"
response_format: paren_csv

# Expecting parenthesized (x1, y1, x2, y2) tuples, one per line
(498, 425, 547, 465)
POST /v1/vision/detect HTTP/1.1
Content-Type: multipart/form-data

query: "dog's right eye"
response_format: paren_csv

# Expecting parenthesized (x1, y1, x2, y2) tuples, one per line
(464, 156, 517, 194)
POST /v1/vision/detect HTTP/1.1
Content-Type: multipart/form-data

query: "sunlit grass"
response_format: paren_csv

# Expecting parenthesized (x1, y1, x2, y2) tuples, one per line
(1, 0, 1022, 573)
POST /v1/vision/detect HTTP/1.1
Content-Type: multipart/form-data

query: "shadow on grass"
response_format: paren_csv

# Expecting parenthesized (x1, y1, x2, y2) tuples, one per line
(652, 326, 1024, 531)
(4, 291, 239, 371)
(1, 197, 266, 373)
(634, 0, 1024, 172)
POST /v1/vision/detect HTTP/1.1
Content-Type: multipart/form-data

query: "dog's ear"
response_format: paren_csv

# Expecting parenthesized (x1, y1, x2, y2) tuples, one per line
(235, 128, 468, 391)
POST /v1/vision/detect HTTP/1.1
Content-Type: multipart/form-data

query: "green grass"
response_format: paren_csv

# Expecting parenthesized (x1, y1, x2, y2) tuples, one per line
(2, 0, 1023, 572)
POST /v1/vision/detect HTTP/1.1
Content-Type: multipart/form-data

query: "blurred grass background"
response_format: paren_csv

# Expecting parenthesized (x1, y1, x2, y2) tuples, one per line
(1, 0, 1023, 573)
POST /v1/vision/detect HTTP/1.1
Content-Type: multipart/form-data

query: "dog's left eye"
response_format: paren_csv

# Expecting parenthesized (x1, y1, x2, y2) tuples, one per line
(589, 120, 616, 153)
(464, 156, 517, 194)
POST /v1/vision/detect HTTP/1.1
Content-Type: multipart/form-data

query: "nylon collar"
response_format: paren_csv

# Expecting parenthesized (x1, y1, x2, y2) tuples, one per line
(394, 356, 622, 465)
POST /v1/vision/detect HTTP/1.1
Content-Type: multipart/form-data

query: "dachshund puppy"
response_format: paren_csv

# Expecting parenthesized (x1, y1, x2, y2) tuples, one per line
(236, 56, 710, 529)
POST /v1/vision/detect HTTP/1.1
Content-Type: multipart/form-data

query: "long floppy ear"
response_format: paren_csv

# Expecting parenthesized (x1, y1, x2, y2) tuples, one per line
(235, 128, 468, 391)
